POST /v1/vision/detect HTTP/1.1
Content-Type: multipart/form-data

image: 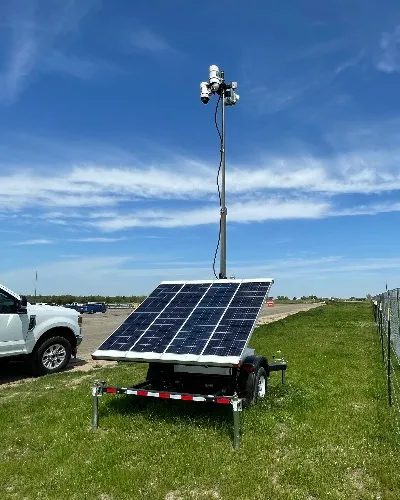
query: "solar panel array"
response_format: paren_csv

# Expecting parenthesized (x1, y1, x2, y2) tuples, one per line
(92, 279, 273, 365)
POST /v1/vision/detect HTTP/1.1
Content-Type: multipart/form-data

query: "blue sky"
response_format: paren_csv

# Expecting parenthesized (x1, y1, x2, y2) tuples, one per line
(1, 0, 400, 298)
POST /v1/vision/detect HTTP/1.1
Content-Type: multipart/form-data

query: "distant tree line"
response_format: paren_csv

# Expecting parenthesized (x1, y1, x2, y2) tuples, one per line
(275, 295, 321, 302)
(27, 294, 368, 306)
(27, 294, 147, 305)
(275, 295, 368, 303)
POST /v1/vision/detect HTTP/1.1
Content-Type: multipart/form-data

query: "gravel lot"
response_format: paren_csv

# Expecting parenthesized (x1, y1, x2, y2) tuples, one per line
(0, 302, 324, 385)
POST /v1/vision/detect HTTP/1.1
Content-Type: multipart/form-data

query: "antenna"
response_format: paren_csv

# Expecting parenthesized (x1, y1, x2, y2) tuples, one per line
(35, 270, 37, 298)
(200, 65, 239, 279)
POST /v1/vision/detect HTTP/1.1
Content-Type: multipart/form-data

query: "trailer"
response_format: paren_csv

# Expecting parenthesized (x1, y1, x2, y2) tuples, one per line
(91, 279, 287, 448)
(92, 350, 286, 448)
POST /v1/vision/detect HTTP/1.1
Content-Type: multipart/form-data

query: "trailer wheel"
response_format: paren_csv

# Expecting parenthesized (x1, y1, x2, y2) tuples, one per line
(240, 366, 268, 408)
(254, 366, 267, 401)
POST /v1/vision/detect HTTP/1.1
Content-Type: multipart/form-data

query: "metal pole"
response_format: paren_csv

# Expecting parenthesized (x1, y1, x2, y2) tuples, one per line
(231, 394, 242, 449)
(92, 381, 100, 430)
(388, 313, 392, 406)
(219, 82, 227, 279)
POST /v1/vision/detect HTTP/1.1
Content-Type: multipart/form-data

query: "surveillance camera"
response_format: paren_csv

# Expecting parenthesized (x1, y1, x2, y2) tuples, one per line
(200, 81, 211, 104)
(209, 65, 221, 92)
(225, 88, 240, 106)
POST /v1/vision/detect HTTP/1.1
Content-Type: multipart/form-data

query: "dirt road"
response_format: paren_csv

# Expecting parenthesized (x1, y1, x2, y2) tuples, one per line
(257, 302, 324, 325)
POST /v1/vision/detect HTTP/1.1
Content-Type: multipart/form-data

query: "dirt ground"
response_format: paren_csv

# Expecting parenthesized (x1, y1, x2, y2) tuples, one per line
(0, 303, 324, 387)
(257, 302, 324, 325)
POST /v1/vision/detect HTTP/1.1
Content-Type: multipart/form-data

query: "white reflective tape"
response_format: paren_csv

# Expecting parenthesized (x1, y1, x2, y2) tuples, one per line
(193, 396, 206, 402)
(126, 390, 138, 395)
(147, 392, 159, 398)
(92, 387, 97, 397)
(170, 394, 182, 400)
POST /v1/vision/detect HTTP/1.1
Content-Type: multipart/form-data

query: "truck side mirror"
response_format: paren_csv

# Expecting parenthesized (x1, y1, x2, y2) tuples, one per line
(17, 295, 28, 314)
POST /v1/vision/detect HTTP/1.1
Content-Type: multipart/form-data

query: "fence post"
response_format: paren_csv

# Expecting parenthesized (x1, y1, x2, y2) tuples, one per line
(388, 309, 392, 407)
(379, 302, 385, 362)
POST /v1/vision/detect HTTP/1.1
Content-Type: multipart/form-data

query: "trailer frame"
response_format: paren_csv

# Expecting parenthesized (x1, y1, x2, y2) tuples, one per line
(91, 356, 287, 449)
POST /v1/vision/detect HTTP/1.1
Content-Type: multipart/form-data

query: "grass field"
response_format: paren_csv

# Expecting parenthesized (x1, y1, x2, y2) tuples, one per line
(1, 303, 399, 500)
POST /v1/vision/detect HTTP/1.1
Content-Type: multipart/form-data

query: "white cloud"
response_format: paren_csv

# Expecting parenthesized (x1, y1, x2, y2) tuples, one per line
(90, 199, 329, 231)
(69, 237, 126, 243)
(42, 51, 115, 80)
(0, 0, 107, 103)
(15, 239, 54, 245)
(0, 149, 400, 213)
(248, 83, 314, 114)
(333, 201, 400, 217)
(376, 26, 400, 73)
(0, 4, 37, 103)
(1, 253, 398, 296)
(130, 28, 177, 54)
(2, 120, 400, 230)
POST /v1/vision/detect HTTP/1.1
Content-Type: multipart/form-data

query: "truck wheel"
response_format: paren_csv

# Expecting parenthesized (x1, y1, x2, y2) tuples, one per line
(240, 366, 268, 408)
(32, 337, 72, 375)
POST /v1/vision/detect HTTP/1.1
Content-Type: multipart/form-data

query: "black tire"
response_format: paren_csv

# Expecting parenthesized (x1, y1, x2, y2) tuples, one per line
(32, 336, 72, 375)
(239, 366, 268, 408)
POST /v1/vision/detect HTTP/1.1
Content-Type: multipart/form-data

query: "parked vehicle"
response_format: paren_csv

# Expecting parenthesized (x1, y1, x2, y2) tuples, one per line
(82, 302, 107, 314)
(65, 302, 107, 314)
(0, 283, 83, 375)
(65, 303, 85, 313)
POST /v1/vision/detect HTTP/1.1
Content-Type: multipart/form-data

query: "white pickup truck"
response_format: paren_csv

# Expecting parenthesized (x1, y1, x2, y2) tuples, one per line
(0, 282, 83, 375)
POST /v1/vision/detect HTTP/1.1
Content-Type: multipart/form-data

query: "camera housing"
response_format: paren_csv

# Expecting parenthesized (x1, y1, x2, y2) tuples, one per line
(209, 65, 221, 92)
(200, 81, 211, 104)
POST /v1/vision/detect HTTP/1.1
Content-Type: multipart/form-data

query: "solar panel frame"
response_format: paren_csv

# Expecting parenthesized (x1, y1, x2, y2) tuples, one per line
(92, 278, 273, 366)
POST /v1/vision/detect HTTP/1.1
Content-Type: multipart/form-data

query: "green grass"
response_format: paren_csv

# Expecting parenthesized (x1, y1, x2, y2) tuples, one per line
(1, 303, 399, 500)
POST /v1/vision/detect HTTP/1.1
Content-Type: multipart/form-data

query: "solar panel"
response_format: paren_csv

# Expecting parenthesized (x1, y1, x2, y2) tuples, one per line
(92, 278, 273, 366)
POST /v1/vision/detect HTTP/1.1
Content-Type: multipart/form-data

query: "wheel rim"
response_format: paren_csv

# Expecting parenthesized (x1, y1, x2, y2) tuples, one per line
(42, 344, 67, 370)
(257, 375, 266, 397)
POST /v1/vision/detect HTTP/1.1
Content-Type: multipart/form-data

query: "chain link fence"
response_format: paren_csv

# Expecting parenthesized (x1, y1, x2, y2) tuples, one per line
(373, 289, 400, 433)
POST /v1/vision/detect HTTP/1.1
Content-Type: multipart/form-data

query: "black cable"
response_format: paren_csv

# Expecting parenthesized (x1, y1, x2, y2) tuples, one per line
(213, 94, 223, 279)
